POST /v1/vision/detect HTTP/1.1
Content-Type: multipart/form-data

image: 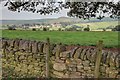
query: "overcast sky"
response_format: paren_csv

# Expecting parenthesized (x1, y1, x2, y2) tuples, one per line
(0, 0, 119, 20)
(0, 1, 69, 20)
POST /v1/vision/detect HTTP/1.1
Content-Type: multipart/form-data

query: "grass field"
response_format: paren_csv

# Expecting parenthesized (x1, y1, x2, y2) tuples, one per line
(2, 30, 119, 48)
(74, 21, 118, 30)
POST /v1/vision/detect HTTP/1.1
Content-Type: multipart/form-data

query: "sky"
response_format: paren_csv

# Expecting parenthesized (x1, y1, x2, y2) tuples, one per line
(0, 0, 119, 20)
(0, 1, 69, 20)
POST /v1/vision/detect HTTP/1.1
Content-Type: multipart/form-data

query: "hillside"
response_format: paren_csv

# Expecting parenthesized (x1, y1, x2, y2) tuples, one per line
(74, 21, 118, 30)
(0, 17, 118, 25)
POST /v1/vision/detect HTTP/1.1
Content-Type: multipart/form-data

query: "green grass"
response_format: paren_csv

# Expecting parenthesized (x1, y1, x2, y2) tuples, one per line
(75, 21, 118, 30)
(2, 30, 119, 48)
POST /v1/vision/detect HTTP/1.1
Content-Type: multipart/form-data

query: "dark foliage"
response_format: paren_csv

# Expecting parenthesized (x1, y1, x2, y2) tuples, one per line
(103, 28, 106, 31)
(84, 27, 90, 31)
(112, 25, 120, 31)
(8, 27, 16, 30)
(32, 28, 36, 31)
(66, 27, 77, 31)
(43, 27, 47, 31)
(2, 0, 120, 19)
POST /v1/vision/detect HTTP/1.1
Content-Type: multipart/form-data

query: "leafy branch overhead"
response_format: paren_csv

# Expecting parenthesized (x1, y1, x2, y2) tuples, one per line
(3, 0, 120, 20)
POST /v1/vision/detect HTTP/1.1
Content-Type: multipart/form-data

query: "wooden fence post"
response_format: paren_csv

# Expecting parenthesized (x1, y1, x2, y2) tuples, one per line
(94, 40, 103, 78)
(46, 38, 50, 78)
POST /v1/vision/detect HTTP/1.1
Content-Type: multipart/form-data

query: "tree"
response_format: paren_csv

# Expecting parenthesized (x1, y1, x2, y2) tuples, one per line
(8, 26, 16, 30)
(58, 28, 61, 31)
(43, 27, 47, 31)
(112, 25, 120, 31)
(32, 28, 36, 31)
(103, 28, 106, 31)
(84, 27, 90, 31)
(2, 0, 120, 20)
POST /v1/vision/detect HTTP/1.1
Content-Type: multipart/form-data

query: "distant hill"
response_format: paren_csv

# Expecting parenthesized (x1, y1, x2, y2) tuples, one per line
(0, 17, 118, 25)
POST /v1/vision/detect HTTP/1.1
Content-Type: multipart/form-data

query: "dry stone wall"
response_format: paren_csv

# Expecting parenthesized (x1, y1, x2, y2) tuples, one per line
(1, 38, 120, 78)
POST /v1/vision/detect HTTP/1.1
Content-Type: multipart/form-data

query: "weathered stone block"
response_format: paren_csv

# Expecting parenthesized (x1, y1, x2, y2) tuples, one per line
(68, 64, 77, 72)
(31, 41, 39, 53)
(90, 52, 97, 63)
(86, 74, 94, 78)
(53, 71, 64, 77)
(101, 50, 108, 64)
(69, 72, 82, 78)
(106, 67, 110, 74)
(43, 43, 47, 53)
(80, 49, 88, 60)
(81, 73, 87, 78)
(9, 39, 15, 48)
(83, 60, 90, 67)
(108, 70, 118, 78)
(84, 67, 91, 71)
(87, 70, 94, 74)
(76, 59, 83, 65)
(0, 38, 2, 48)
(28, 65, 34, 69)
(106, 51, 112, 65)
(60, 44, 66, 52)
(89, 63, 95, 66)
(55, 59, 65, 63)
(2, 40, 9, 49)
(77, 65, 84, 71)
(115, 54, 120, 68)
(86, 48, 94, 60)
(34, 62, 39, 67)
(3, 49, 10, 54)
(78, 48, 84, 59)
(109, 53, 118, 67)
(116, 75, 120, 78)
(38, 42, 44, 53)
(19, 40, 25, 50)
(70, 47, 79, 58)
(74, 48, 82, 59)
(53, 62, 66, 71)
(60, 51, 71, 58)
(24, 40, 30, 52)
(55, 44, 61, 59)
(100, 66, 106, 73)
(65, 58, 72, 65)
(91, 66, 95, 71)
(14, 39, 20, 50)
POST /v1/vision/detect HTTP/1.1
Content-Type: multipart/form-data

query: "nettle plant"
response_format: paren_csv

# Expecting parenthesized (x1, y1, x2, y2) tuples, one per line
(2, 0, 120, 20)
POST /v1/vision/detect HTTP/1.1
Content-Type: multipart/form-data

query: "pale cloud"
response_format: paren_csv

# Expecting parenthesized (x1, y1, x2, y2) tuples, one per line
(0, 1, 69, 20)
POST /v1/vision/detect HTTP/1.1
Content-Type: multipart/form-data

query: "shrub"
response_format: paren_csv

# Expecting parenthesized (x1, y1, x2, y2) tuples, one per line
(112, 25, 120, 31)
(8, 27, 16, 30)
(32, 28, 36, 31)
(58, 28, 61, 31)
(103, 28, 106, 31)
(43, 28, 47, 31)
(84, 27, 90, 31)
